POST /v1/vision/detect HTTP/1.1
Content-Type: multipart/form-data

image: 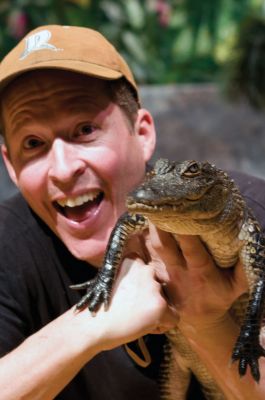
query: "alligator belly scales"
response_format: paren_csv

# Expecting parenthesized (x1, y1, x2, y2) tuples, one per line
(71, 159, 265, 399)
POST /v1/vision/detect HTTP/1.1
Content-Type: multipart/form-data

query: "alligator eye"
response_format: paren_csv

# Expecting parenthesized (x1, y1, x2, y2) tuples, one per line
(183, 161, 201, 177)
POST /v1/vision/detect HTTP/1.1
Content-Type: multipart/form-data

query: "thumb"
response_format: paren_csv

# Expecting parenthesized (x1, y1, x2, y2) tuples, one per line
(148, 223, 184, 267)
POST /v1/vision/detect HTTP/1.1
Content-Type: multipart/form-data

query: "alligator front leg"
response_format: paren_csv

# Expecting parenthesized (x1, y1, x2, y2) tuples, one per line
(70, 212, 148, 313)
(232, 271, 265, 382)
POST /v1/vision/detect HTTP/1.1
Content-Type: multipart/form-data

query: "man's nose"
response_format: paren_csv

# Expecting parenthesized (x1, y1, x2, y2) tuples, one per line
(48, 139, 86, 185)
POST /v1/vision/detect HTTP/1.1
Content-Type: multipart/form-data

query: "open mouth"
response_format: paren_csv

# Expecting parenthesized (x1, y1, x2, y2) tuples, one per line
(54, 190, 104, 222)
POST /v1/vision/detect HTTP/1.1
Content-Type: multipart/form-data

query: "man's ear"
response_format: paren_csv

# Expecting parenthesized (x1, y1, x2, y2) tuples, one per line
(1, 144, 18, 186)
(134, 109, 156, 162)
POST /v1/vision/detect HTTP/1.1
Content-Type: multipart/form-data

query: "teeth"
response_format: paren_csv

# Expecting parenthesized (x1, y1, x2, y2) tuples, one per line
(57, 191, 100, 208)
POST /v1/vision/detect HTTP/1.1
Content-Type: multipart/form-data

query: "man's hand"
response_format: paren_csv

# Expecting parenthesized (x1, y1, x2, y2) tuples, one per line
(146, 224, 248, 333)
(78, 256, 178, 352)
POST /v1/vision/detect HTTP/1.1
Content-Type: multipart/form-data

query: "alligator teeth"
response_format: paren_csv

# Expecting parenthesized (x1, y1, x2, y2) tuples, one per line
(57, 191, 100, 208)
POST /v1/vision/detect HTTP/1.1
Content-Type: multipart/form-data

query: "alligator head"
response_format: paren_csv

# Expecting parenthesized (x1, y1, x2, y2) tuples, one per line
(127, 159, 233, 227)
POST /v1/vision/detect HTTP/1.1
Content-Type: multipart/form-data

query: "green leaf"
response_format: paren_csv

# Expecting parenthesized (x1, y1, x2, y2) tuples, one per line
(100, 1, 125, 25)
(122, 30, 147, 64)
(124, 0, 145, 29)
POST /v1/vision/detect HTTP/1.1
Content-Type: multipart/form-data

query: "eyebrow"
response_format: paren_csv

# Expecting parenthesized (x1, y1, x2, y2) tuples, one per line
(5, 110, 39, 137)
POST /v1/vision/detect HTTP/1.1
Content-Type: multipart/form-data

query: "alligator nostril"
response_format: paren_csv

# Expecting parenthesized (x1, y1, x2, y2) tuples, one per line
(134, 189, 148, 200)
(127, 187, 153, 204)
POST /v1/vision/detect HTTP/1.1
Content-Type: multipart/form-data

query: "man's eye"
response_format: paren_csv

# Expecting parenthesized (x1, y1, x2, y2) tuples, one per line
(76, 124, 95, 136)
(23, 137, 44, 149)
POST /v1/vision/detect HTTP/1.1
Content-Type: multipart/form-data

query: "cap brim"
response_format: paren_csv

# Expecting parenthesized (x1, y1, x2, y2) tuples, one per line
(0, 60, 123, 92)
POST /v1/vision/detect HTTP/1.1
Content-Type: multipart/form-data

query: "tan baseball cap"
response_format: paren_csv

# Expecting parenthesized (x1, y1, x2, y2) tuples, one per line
(0, 24, 139, 102)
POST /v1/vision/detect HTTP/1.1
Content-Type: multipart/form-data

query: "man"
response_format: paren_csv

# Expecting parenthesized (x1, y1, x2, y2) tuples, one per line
(0, 24, 265, 399)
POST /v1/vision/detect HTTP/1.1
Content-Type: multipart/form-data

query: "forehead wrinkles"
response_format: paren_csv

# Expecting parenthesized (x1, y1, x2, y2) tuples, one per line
(2, 76, 110, 130)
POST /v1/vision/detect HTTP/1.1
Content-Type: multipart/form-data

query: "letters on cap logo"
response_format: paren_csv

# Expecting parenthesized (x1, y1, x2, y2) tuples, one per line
(19, 30, 62, 60)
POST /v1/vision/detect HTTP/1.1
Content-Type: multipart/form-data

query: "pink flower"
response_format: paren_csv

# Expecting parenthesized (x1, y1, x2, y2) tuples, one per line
(7, 9, 28, 39)
(155, 0, 171, 27)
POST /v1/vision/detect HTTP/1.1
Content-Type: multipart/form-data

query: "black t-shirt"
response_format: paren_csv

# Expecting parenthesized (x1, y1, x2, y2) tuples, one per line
(0, 171, 265, 399)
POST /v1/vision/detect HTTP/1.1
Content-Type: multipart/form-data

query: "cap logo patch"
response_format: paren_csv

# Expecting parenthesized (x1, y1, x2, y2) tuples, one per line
(19, 30, 62, 60)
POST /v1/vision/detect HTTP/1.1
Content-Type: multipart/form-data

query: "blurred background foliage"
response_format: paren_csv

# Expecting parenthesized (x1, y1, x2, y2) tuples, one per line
(0, 0, 265, 101)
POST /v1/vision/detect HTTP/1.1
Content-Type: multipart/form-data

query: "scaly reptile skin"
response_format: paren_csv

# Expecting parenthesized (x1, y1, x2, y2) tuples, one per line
(71, 159, 265, 399)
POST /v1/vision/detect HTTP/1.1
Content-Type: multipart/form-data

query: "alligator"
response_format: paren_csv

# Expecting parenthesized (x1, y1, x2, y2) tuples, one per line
(71, 159, 265, 399)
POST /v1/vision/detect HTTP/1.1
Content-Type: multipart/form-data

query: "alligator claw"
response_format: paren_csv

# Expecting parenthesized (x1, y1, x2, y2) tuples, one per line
(250, 359, 261, 382)
(88, 288, 109, 313)
(70, 272, 113, 313)
(70, 280, 94, 291)
(75, 291, 94, 310)
(232, 334, 265, 382)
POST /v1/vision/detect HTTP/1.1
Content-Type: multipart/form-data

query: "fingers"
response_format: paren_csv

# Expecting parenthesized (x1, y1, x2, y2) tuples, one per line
(118, 257, 179, 331)
(148, 224, 212, 274)
(115, 256, 152, 285)
(124, 234, 150, 263)
(148, 223, 184, 270)
(141, 225, 250, 332)
(176, 234, 211, 269)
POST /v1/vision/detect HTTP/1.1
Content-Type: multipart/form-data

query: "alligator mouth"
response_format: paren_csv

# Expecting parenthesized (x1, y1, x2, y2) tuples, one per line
(127, 201, 183, 213)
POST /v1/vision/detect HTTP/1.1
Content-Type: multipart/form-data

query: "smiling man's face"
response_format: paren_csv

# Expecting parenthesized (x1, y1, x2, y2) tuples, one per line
(1, 70, 156, 266)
